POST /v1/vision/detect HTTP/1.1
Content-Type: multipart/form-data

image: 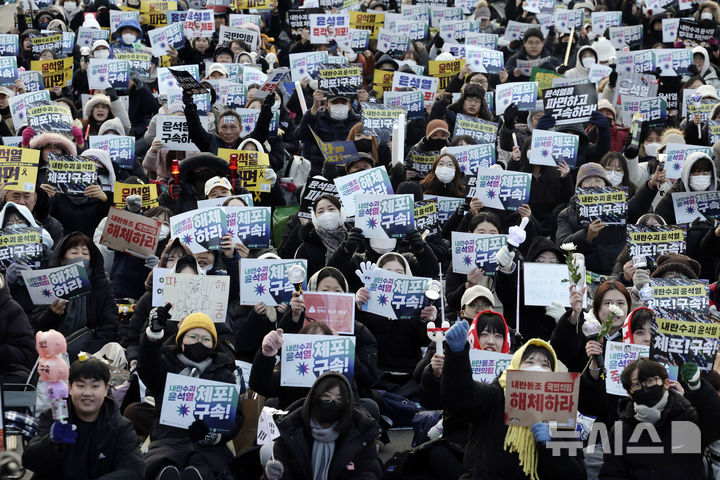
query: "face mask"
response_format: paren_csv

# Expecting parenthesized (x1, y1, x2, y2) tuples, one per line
(701, 11, 714, 21)
(344, 51, 358, 62)
(427, 137, 449, 150)
(644, 142, 660, 158)
(64, 1, 76, 10)
(354, 138, 373, 152)
(308, 79, 318, 90)
(605, 170, 623, 187)
(183, 342, 211, 362)
(329, 104, 349, 121)
(200, 264, 213, 273)
(690, 174, 712, 191)
(159, 225, 170, 239)
(121, 33, 137, 45)
(369, 238, 397, 254)
(314, 399, 343, 424)
(521, 364, 550, 372)
(94, 49, 110, 59)
(39, 22, 49, 30)
(314, 211, 341, 231)
(631, 384, 665, 407)
(435, 166, 456, 184)
(581, 57, 596, 68)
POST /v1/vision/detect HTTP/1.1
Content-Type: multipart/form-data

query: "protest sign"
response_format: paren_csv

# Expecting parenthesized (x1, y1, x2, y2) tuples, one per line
(311, 130, 358, 166)
(429, 6, 462, 26)
(469, 350, 513, 383)
(303, 292, 355, 334)
(110, 10, 140, 32)
(0, 227, 43, 270)
(28, 33, 62, 55)
(151, 267, 172, 307)
(445, 144, 495, 175)
(404, 146, 439, 178)
(530, 67, 561, 97)
(438, 19, 480, 42)
(465, 32, 498, 50)
(254, 68, 290, 99)
(316, 64, 361, 95)
(664, 144, 713, 180)
(157, 115, 199, 152)
(76, 27, 109, 49)
(31, 57, 73, 89)
(162, 274, 230, 323)
(225, 206, 271, 248)
(662, 17, 680, 43)
(355, 194, 415, 239)
(141, 0, 177, 26)
(591, 11, 621, 34)
(362, 268, 430, 320)
(465, 46, 504, 75)
(505, 370, 580, 427)
(424, 195, 464, 224)
(346, 28, 370, 51)
(494, 82, 538, 115)
(168, 68, 208, 95)
(588, 64, 613, 84)
(543, 83, 597, 125)
(288, 9, 321, 34)
(197, 194, 253, 209)
(474, 168, 531, 211)
(626, 224, 686, 260)
(0, 146, 38, 193)
(158, 66, 202, 95)
(184, 9, 215, 37)
(653, 48, 692, 76)
(298, 178, 338, 219)
(614, 72, 659, 105)
(27, 102, 72, 134)
(217, 81, 247, 109)
(166, 10, 188, 25)
(88, 136, 135, 170)
(454, 114, 498, 144)
(616, 49, 655, 74)
(17, 70, 42, 93)
(21, 263, 90, 304)
(361, 103, 403, 145)
(645, 278, 709, 313)
(428, 58, 464, 91)
(218, 25, 259, 50)
(46, 153, 97, 195)
(239, 258, 307, 306)
(376, 29, 411, 56)
(451, 231, 508, 275)
(677, 19, 714, 46)
(0, 34, 18, 57)
(605, 342, 650, 397)
(281, 334, 355, 387)
(620, 96, 667, 128)
(391, 72, 438, 106)
(235, 108, 279, 137)
(609, 25, 643, 48)
(148, 22, 185, 57)
(651, 309, 719, 371)
(100, 208, 161, 258)
(504, 21, 533, 41)
(711, 120, 720, 144)
(672, 191, 720, 223)
(160, 373, 239, 434)
(383, 91, 424, 120)
(309, 14, 349, 43)
(88, 59, 130, 90)
(372, 69, 394, 98)
(289, 51, 328, 82)
(0, 137, 20, 147)
(333, 166, 393, 217)
(529, 130, 579, 167)
(414, 199, 438, 234)
(169, 207, 228, 253)
(0, 57, 17, 88)
(113, 52, 153, 79)
(522, 262, 587, 307)
(575, 187, 628, 226)
(113, 182, 159, 212)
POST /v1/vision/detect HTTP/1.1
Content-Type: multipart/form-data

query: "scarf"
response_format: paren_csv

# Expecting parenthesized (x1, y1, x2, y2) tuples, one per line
(634, 390, 669, 425)
(315, 226, 347, 264)
(60, 295, 87, 337)
(310, 418, 339, 480)
(177, 353, 212, 377)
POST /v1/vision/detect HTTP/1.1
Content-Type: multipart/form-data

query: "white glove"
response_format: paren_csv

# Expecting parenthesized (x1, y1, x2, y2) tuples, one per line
(355, 261, 377, 286)
(545, 301, 566, 323)
(265, 168, 277, 186)
(494, 245, 515, 271)
(710, 305, 720, 319)
(507, 217, 529, 247)
(632, 269, 651, 290)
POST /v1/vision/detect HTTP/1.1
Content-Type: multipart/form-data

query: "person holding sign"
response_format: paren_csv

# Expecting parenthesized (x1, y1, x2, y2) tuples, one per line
(296, 195, 348, 278)
(654, 151, 718, 224)
(420, 153, 466, 198)
(139, 309, 244, 480)
(506, 29, 561, 82)
(441, 323, 586, 480)
(429, 84, 493, 135)
(81, 90, 131, 137)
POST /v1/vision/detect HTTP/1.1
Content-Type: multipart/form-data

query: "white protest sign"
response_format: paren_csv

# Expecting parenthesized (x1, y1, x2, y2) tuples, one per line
(332, 166, 393, 217)
(522, 262, 583, 307)
(157, 115, 199, 152)
(469, 350, 513, 383)
(151, 267, 172, 307)
(606, 341, 650, 396)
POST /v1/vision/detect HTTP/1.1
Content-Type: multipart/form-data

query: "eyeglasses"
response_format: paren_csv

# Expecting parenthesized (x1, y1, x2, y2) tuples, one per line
(629, 376, 661, 392)
(469, 79, 489, 86)
(319, 393, 343, 404)
(185, 333, 213, 344)
(465, 95, 483, 103)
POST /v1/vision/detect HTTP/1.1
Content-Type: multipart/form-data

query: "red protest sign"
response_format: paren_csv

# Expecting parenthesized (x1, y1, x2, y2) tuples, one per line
(100, 208, 162, 258)
(504, 370, 579, 427)
(302, 291, 355, 335)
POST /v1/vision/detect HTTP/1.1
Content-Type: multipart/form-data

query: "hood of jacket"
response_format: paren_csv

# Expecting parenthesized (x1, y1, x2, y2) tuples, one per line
(680, 151, 717, 192)
(0, 202, 54, 249)
(377, 252, 412, 274)
(178, 153, 229, 182)
(526, 236, 564, 262)
(696, 0, 720, 22)
(49, 232, 105, 279)
(308, 267, 349, 292)
(300, 370, 353, 429)
(693, 46, 712, 77)
(574, 45, 599, 73)
(467, 309, 511, 353)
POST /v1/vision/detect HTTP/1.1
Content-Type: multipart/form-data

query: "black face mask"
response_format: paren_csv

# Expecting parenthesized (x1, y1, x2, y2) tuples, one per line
(183, 342, 211, 362)
(426, 138, 448, 150)
(314, 399, 343, 424)
(631, 384, 665, 407)
(354, 138, 373, 153)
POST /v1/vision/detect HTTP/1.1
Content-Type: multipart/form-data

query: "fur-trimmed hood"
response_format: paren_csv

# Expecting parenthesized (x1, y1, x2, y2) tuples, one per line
(178, 153, 229, 181)
(83, 93, 113, 119)
(28, 132, 77, 156)
(696, 0, 720, 22)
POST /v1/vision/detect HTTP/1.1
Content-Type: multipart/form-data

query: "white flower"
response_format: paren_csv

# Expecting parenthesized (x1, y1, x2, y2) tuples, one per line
(608, 304, 624, 318)
(560, 242, 577, 252)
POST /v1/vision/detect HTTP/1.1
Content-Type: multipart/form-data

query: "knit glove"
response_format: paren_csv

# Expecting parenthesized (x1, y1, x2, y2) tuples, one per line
(687, 64, 699, 76)
(144, 255, 159, 268)
(21, 126, 35, 147)
(494, 245, 515, 271)
(406, 228, 425, 253)
(345, 227, 364, 253)
(530, 422, 551, 444)
(265, 168, 277, 186)
(589, 110, 608, 127)
(680, 362, 701, 391)
(149, 303, 172, 333)
(50, 421, 77, 444)
(125, 194, 142, 213)
(265, 460, 284, 480)
(632, 269, 651, 291)
(545, 301, 566, 323)
(445, 319, 469, 353)
(188, 419, 222, 446)
(5, 261, 31, 285)
(503, 103, 518, 130)
(71, 126, 84, 146)
(536, 112, 556, 131)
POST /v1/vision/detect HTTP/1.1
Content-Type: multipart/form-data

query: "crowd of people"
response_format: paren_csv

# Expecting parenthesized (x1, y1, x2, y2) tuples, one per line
(0, 0, 717, 478)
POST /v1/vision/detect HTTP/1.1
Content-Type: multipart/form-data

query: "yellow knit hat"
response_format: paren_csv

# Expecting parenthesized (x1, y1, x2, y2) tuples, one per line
(176, 313, 217, 348)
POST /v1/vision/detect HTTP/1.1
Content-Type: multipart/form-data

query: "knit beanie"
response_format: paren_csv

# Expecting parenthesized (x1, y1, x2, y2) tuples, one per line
(176, 313, 218, 348)
(576, 162, 608, 187)
(651, 253, 701, 280)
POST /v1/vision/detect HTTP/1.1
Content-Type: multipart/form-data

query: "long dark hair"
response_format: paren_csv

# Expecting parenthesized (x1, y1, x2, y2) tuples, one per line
(305, 374, 353, 433)
(599, 151, 635, 197)
(420, 154, 466, 197)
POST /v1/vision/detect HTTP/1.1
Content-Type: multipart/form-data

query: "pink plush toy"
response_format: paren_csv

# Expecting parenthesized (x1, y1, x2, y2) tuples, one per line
(35, 330, 69, 420)
(36, 330, 67, 358)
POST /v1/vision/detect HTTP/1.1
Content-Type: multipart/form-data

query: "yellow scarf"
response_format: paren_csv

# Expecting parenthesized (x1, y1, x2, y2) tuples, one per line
(498, 339, 559, 480)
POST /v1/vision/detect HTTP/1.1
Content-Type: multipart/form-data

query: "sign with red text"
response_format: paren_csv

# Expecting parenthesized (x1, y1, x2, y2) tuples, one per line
(100, 208, 161, 258)
(504, 370, 579, 427)
(302, 292, 355, 335)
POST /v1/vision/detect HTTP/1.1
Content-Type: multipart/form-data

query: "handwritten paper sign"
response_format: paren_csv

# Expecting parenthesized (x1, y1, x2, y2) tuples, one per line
(504, 370, 579, 427)
(162, 274, 230, 323)
(450, 231, 507, 275)
(239, 258, 307, 306)
(355, 194, 415, 239)
(606, 341, 650, 397)
(362, 268, 430, 320)
(169, 207, 228, 253)
(303, 292, 355, 335)
(21, 263, 91, 304)
(100, 208, 161, 258)
(522, 262, 583, 307)
(281, 334, 355, 387)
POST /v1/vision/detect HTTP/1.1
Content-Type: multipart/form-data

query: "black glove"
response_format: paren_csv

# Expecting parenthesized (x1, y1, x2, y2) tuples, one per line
(548, 25, 555, 36)
(687, 63, 699, 76)
(589, 110, 607, 127)
(182, 90, 194, 106)
(433, 34, 444, 49)
(623, 132, 638, 158)
(608, 69, 618, 88)
(105, 87, 118, 102)
(188, 419, 210, 442)
(406, 228, 425, 253)
(555, 64, 568, 75)
(503, 103, 518, 130)
(345, 227, 364, 252)
(263, 93, 275, 110)
(149, 303, 172, 333)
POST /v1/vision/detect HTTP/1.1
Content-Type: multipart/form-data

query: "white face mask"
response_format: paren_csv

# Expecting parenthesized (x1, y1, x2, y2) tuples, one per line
(690, 174, 712, 191)
(329, 104, 349, 121)
(581, 56, 596, 68)
(644, 142, 660, 157)
(701, 11, 714, 20)
(435, 166, 456, 184)
(200, 264, 213, 273)
(344, 51, 358, 62)
(308, 79, 318, 90)
(64, 1, 76, 10)
(94, 49, 110, 59)
(370, 238, 397, 254)
(159, 224, 170, 239)
(314, 210, 341, 231)
(605, 170, 623, 187)
(522, 364, 550, 372)
(121, 33, 137, 45)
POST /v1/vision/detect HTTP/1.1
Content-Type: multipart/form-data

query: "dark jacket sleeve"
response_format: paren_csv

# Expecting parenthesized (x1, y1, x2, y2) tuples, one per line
(249, 348, 281, 399)
(684, 379, 720, 449)
(122, 293, 152, 364)
(31, 305, 64, 332)
(88, 280, 120, 353)
(627, 181, 658, 223)
(98, 418, 146, 479)
(353, 323, 381, 391)
(0, 301, 37, 369)
(221, 253, 240, 303)
(442, 343, 499, 412)
(555, 205, 591, 252)
(137, 331, 165, 396)
(550, 310, 587, 373)
(184, 102, 214, 154)
(21, 410, 66, 475)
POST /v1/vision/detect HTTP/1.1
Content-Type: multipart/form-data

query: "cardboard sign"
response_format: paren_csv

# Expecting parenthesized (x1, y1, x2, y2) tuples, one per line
(88, 136, 135, 170)
(298, 178, 339, 219)
(225, 206, 271, 248)
(162, 274, 230, 323)
(465, 46, 504, 74)
(529, 130, 579, 167)
(168, 68, 207, 94)
(160, 373, 239, 434)
(100, 208, 161, 258)
(671, 191, 720, 224)
(303, 292, 355, 335)
(543, 83, 597, 125)
(605, 341, 650, 397)
(21, 263, 91, 304)
(31, 57, 73, 89)
(644, 278, 709, 313)
(333, 166, 393, 217)
(454, 114, 498, 144)
(0, 227, 43, 269)
(113, 182, 159, 212)
(474, 168, 531, 211)
(469, 350, 513, 383)
(169, 207, 228, 253)
(664, 144, 713, 180)
(239, 258, 307, 306)
(504, 370, 580, 427)
(0, 146, 39, 192)
(494, 82, 538, 115)
(27, 103, 72, 134)
(391, 72, 439, 106)
(148, 22, 185, 57)
(626, 224, 686, 260)
(281, 334, 355, 387)
(450, 231, 507, 275)
(157, 115, 200, 152)
(445, 145, 495, 175)
(362, 268, 430, 320)
(575, 187, 628, 226)
(183, 9, 215, 37)
(46, 153, 97, 195)
(355, 194, 415, 239)
(651, 309, 719, 372)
